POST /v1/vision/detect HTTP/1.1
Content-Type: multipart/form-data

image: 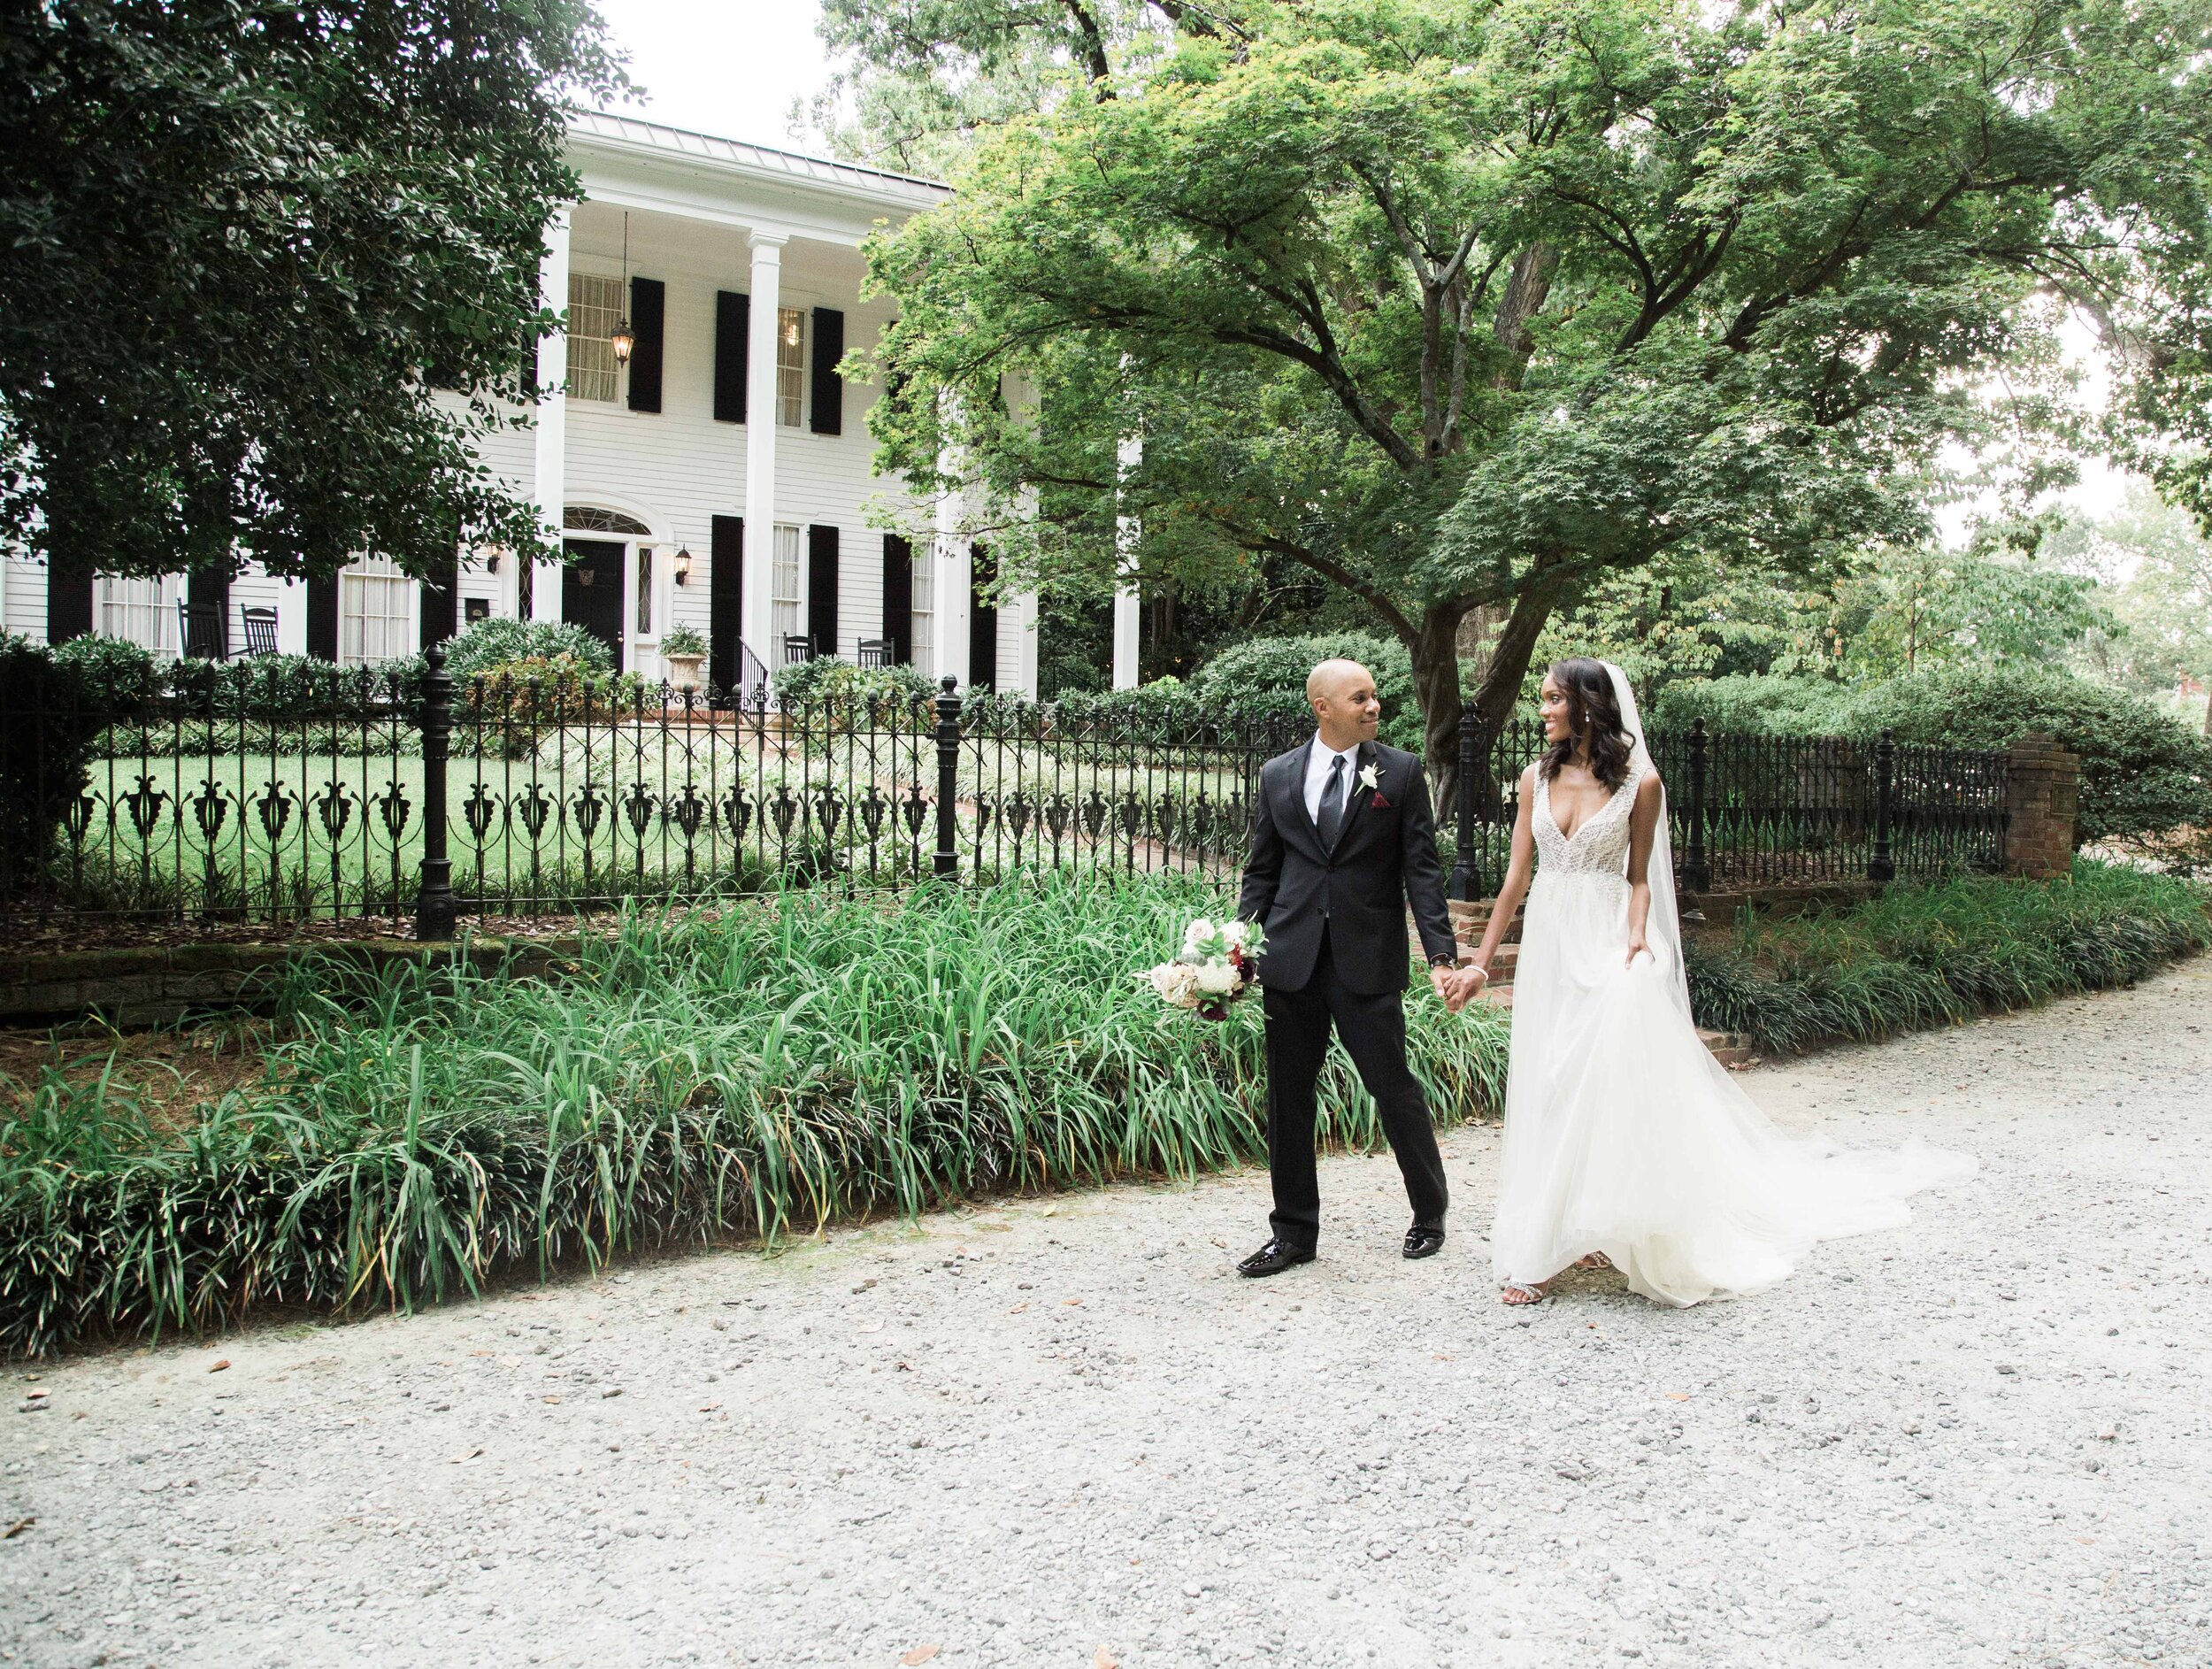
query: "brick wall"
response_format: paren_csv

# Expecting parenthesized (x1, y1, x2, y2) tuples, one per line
(2005, 732, 2081, 879)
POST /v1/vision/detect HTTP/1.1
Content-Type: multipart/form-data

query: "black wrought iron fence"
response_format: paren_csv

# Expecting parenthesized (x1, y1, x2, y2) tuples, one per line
(0, 651, 1309, 935)
(1442, 715, 2010, 897)
(0, 650, 2011, 939)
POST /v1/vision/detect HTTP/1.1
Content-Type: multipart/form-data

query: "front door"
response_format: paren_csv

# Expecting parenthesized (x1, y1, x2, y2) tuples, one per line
(562, 539, 626, 667)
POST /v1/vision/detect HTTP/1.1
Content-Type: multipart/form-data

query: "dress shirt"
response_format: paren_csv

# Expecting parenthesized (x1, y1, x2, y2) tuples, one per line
(1302, 735, 1363, 825)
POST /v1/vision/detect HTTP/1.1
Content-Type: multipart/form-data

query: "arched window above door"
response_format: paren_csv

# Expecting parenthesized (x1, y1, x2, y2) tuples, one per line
(564, 506, 651, 536)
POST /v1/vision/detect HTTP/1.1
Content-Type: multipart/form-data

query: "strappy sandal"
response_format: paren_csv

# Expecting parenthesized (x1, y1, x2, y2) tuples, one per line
(1574, 1252, 1614, 1272)
(1499, 1282, 1548, 1306)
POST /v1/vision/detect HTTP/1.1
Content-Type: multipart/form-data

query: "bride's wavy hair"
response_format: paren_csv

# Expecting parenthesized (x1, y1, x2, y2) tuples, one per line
(1540, 658, 1634, 790)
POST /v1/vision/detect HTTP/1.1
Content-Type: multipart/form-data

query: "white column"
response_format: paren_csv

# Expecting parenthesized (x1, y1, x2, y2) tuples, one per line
(931, 497, 971, 690)
(529, 205, 571, 623)
(1005, 587, 1041, 698)
(741, 231, 787, 670)
(276, 577, 308, 655)
(1113, 431, 1141, 688)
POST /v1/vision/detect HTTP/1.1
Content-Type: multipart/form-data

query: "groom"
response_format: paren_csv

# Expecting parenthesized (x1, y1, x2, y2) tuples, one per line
(1233, 659, 1464, 1277)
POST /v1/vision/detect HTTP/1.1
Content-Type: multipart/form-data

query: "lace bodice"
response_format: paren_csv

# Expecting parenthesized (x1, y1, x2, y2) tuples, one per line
(1532, 758, 1646, 879)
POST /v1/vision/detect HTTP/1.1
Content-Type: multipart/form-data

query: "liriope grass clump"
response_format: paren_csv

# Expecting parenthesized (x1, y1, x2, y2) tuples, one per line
(1686, 860, 2209, 1055)
(0, 874, 1509, 1356)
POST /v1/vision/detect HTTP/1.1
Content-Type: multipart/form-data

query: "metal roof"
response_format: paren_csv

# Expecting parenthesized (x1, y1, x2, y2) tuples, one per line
(566, 111, 951, 210)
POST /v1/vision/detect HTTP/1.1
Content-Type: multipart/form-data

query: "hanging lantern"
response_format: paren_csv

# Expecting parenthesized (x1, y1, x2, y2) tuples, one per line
(611, 210, 635, 364)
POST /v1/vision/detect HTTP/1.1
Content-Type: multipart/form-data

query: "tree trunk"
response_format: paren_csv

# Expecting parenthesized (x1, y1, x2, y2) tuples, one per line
(1471, 577, 1564, 732)
(1409, 603, 1471, 823)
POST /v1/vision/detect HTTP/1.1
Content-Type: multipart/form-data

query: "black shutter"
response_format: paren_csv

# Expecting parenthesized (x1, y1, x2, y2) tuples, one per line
(45, 567, 92, 644)
(419, 550, 459, 650)
(881, 535, 912, 665)
(626, 277, 664, 413)
(188, 565, 231, 657)
(810, 307, 844, 436)
(714, 291, 749, 423)
(807, 525, 840, 658)
(710, 515, 743, 693)
(307, 574, 339, 661)
(969, 544, 997, 692)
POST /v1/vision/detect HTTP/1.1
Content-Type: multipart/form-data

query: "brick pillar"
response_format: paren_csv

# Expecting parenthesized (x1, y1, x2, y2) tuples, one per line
(2004, 732, 2081, 879)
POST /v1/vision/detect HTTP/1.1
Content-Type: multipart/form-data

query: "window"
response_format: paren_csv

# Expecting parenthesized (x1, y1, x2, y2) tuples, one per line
(636, 546, 655, 637)
(566, 273, 624, 403)
(94, 574, 181, 658)
(776, 307, 805, 427)
(565, 505, 650, 535)
(340, 555, 413, 665)
(910, 540, 933, 670)
(772, 524, 803, 644)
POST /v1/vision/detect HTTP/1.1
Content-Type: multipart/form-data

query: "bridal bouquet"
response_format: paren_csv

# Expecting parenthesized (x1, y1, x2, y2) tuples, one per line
(1143, 916, 1264, 1021)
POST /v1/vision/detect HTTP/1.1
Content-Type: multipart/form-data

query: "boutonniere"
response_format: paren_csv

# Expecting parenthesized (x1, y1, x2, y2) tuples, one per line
(1356, 762, 1382, 795)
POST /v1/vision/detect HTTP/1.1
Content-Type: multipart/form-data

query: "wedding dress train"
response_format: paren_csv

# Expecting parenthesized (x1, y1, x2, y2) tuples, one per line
(1488, 666, 1975, 1307)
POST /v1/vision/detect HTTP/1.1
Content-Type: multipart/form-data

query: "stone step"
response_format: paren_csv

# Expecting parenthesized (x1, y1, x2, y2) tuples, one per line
(1701, 1028, 1755, 1069)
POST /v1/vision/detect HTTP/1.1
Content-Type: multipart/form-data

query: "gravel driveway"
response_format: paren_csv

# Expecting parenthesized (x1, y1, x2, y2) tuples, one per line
(5, 956, 2209, 1669)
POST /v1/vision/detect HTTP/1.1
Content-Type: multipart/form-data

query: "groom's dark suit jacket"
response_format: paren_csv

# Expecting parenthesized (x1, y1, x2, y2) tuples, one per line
(1237, 738, 1460, 995)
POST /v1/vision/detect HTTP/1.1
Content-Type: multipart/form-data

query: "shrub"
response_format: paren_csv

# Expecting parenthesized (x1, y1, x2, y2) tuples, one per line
(456, 655, 652, 757)
(1655, 667, 2212, 845)
(660, 625, 707, 658)
(772, 654, 936, 707)
(0, 634, 152, 889)
(1188, 631, 1422, 748)
(442, 617, 612, 679)
(48, 632, 160, 703)
(1686, 860, 2210, 1053)
(0, 873, 1511, 1354)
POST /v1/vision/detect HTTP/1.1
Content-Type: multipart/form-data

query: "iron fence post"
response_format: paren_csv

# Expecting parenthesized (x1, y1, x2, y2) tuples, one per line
(414, 645, 457, 940)
(1448, 705, 1488, 901)
(1868, 727, 1896, 883)
(933, 675, 962, 879)
(1681, 719, 1711, 894)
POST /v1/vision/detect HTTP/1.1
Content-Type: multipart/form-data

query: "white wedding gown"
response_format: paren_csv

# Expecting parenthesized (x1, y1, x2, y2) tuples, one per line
(1489, 671, 1975, 1307)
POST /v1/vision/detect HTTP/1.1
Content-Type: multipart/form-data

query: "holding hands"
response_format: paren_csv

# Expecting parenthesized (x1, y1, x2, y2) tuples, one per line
(1435, 958, 1489, 1013)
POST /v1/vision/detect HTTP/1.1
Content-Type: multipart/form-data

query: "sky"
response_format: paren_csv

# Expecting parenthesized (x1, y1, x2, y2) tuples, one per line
(590, 0, 841, 150)
(589, 0, 2139, 542)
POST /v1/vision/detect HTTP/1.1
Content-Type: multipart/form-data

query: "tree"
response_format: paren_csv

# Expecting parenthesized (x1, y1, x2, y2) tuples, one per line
(0, 0, 620, 584)
(1836, 524, 2117, 681)
(2048, 486, 2212, 731)
(855, 0, 2212, 796)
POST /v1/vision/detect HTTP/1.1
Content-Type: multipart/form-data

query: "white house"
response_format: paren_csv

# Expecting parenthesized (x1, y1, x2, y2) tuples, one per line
(3, 112, 1041, 696)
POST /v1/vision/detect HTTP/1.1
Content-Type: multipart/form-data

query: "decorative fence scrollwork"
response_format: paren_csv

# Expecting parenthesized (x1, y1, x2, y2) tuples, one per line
(2, 650, 2010, 937)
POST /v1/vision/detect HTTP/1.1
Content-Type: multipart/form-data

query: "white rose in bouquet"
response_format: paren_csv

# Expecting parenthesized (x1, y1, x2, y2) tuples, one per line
(1143, 913, 1266, 1019)
(1148, 961, 1201, 1005)
(1193, 958, 1240, 996)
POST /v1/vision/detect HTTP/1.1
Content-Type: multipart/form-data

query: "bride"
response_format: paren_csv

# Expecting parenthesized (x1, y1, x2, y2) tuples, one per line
(1452, 658, 1973, 1307)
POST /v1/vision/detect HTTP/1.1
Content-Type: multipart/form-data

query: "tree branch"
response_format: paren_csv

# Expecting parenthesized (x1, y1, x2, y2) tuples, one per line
(1063, 0, 1113, 94)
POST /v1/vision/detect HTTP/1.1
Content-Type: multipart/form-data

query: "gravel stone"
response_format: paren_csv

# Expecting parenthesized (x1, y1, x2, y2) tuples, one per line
(2, 958, 2208, 1666)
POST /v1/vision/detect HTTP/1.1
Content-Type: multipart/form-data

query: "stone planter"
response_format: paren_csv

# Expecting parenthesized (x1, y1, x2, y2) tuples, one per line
(664, 651, 706, 691)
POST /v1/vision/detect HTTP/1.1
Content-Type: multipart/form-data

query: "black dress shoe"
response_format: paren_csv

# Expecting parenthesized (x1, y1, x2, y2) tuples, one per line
(1402, 1219, 1446, 1260)
(1236, 1237, 1316, 1278)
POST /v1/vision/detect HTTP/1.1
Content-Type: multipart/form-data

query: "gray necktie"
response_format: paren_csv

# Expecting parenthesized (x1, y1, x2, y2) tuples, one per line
(1317, 753, 1348, 848)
